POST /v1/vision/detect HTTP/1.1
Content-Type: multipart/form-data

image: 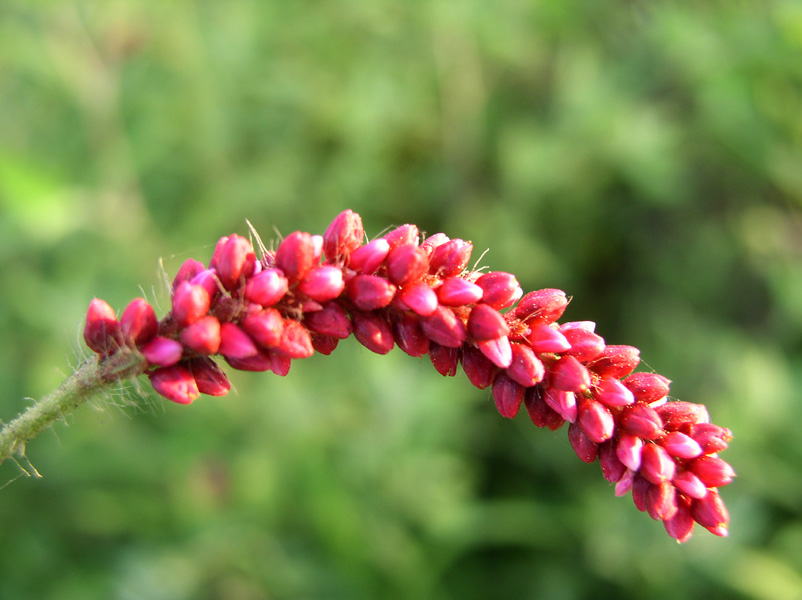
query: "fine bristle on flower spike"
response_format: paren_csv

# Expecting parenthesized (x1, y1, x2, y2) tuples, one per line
(82, 209, 734, 542)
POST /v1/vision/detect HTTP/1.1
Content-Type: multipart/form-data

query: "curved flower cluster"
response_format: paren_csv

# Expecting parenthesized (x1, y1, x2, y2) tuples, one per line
(83, 209, 734, 542)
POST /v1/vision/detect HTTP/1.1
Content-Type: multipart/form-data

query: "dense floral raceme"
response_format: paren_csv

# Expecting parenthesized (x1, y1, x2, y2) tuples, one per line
(84, 209, 734, 542)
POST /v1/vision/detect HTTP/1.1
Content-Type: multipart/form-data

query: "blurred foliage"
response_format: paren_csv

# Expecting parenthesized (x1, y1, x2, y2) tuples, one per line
(1, 1, 802, 599)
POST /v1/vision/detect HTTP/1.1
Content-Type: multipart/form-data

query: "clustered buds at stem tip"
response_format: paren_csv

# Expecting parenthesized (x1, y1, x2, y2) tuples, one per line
(82, 208, 734, 542)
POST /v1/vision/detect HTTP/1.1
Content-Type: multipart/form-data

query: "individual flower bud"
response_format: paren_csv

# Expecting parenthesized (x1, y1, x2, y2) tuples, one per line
(561, 321, 596, 332)
(428, 239, 472, 277)
(659, 431, 703, 459)
(526, 324, 571, 353)
(190, 269, 221, 298)
(276, 319, 314, 359)
(616, 433, 644, 471)
(84, 298, 123, 354)
(302, 302, 351, 339)
(172, 259, 206, 291)
(690, 489, 729, 534)
(428, 342, 459, 376)
(348, 238, 390, 274)
(467, 304, 510, 341)
(208, 236, 229, 269)
(615, 468, 637, 497)
(392, 312, 430, 357)
(577, 396, 615, 443)
(475, 272, 522, 310)
(120, 298, 158, 347)
(561, 327, 605, 362)
(420, 306, 467, 348)
(640, 443, 677, 485)
(492, 372, 525, 418)
(347, 275, 397, 311)
(512, 289, 569, 325)
(620, 402, 664, 439)
(593, 377, 635, 407)
(623, 372, 671, 404)
(632, 475, 652, 512)
(550, 356, 591, 393)
(352, 311, 395, 355)
(524, 386, 566, 430)
(386, 244, 428, 286)
(188, 357, 230, 396)
(646, 480, 679, 521)
(241, 308, 284, 348)
(297, 265, 345, 302)
(599, 440, 627, 483)
(587, 345, 641, 379)
(180, 315, 222, 354)
(214, 234, 256, 290)
(419, 233, 450, 258)
(542, 386, 577, 423)
(311, 234, 324, 262)
(323, 209, 364, 263)
(244, 269, 289, 307)
(225, 349, 273, 372)
(688, 423, 732, 454)
(267, 352, 292, 376)
(656, 401, 709, 429)
(568, 422, 599, 463)
(477, 336, 513, 368)
(506, 343, 545, 387)
(690, 456, 736, 488)
(461, 345, 498, 389)
(664, 500, 695, 543)
(436, 276, 484, 306)
(141, 336, 184, 367)
(383, 224, 419, 250)
(149, 364, 199, 404)
(219, 323, 259, 359)
(276, 231, 316, 285)
(310, 334, 339, 355)
(172, 282, 211, 327)
(672, 470, 708, 499)
(397, 282, 438, 316)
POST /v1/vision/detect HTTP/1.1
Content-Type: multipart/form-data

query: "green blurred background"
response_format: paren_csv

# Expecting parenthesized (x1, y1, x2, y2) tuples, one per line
(2, 1, 801, 599)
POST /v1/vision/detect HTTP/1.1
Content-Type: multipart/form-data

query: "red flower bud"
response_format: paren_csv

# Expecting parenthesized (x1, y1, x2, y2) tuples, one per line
(620, 402, 664, 439)
(188, 357, 230, 396)
(302, 302, 351, 339)
(190, 269, 221, 298)
(526, 324, 571, 353)
(397, 282, 438, 316)
(593, 377, 635, 407)
(475, 272, 522, 310)
(616, 433, 644, 471)
(120, 298, 158, 347)
(241, 308, 284, 348)
(141, 336, 184, 367)
(392, 312, 430, 357)
(420, 233, 450, 258)
(688, 423, 732, 454)
(467, 304, 510, 341)
(213, 234, 255, 290)
(599, 440, 627, 483)
(352, 311, 395, 355)
(672, 470, 708, 499)
(180, 316, 222, 354)
(577, 396, 615, 443)
(172, 259, 206, 292)
(492, 372, 525, 418)
(587, 345, 640, 378)
(149, 364, 199, 404)
(656, 401, 709, 430)
(640, 443, 676, 484)
(512, 288, 568, 325)
(420, 306, 467, 348)
(691, 489, 729, 534)
(506, 343, 545, 387)
(623, 373, 671, 404)
(436, 276, 484, 306)
(664, 500, 695, 543)
(386, 244, 428, 286)
(348, 238, 390, 274)
(646, 480, 678, 521)
(543, 386, 577, 423)
(297, 265, 345, 302)
(382, 224, 419, 250)
(244, 269, 289, 307)
(347, 275, 397, 311)
(524, 386, 566, 430)
(562, 327, 605, 362)
(84, 298, 123, 354)
(568, 422, 599, 463)
(477, 336, 513, 368)
(219, 323, 259, 359)
(690, 456, 736, 488)
(429, 239, 472, 278)
(323, 209, 364, 263)
(428, 342, 459, 376)
(632, 474, 651, 512)
(461, 345, 497, 389)
(659, 431, 703, 459)
(276, 231, 316, 285)
(311, 334, 339, 355)
(225, 349, 273, 372)
(551, 355, 591, 393)
(172, 282, 211, 327)
(276, 319, 314, 359)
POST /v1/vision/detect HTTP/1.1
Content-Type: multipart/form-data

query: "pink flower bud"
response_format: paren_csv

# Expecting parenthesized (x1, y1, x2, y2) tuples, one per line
(659, 431, 703, 459)
(188, 357, 230, 396)
(311, 334, 339, 355)
(568, 422, 599, 463)
(420, 306, 467, 348)
(219, 323, 258, 359)
(512, 288, 568, 325)
(213, 234, 256, 290)
(562, 327, 605, 362)
(524, 386, 566, 430)
(241, 308, 284, 348)
(577, 396, 615, 443)
(172, 259, 206, 291)
(297, 265, 345, 302)
(691, 489, 729, 533)
(352, 311, 395, 355)
(311, 235, 324, 262)
(599, 440, 627, 483)
(84, 298, 123, 354)
(190, 269, 221, 298)
(302, 302, 351, 339)
(323, 209, 364, 263)
(180, 316, 222, 354)
(542, 386, 577, 423)
(347, 275, 397, 311)
(467, 304, 510, 341)
(593, 377, 635, 407)
(587, 345, 641, 379)
(392, 313, 430, 357)
(461, 345, 497, 389)
(640, 443, 677, 484)
(664, 500, 695, 543)
(506, 343, 545, 387)
(623, 373, 671, 404)
(397, 282, 438, 316)
(492, 372, 525, 418)
(526, 324, 571, 353)
(619, 402, 664, 439)
(348, 238, 390, 274)
(688, 423, 732, 454)
(244, 269, 289, 307)
(561, 321, 596, 332)
(120, 298, 158, 347)
(616, 433, 644, 471)
(475, 272, 522, 310)
(383, 224, 419, 250)
(550, 356, 591, 393)
(276, 319, 314, 359)
(436, 277, 484, 306)
(420, 233, 450, 258)
(477, 336, 513, 368)
(646, 481, 678, 521)
(386, 244, 428, 286)
(672, 470, 708, 499)
(141, 336, 184, 367)
(428, 342, 459, 376)
(690, 456, 736, 488)
(225, 349, 273, 372)
(615, 469, 636, 497)
(429, 239, 472, 278)
(172, 282, 211, 327)
(276, 231, 316, 285)
(656, 401, 709, 430)
(149, 364, 199, 404)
